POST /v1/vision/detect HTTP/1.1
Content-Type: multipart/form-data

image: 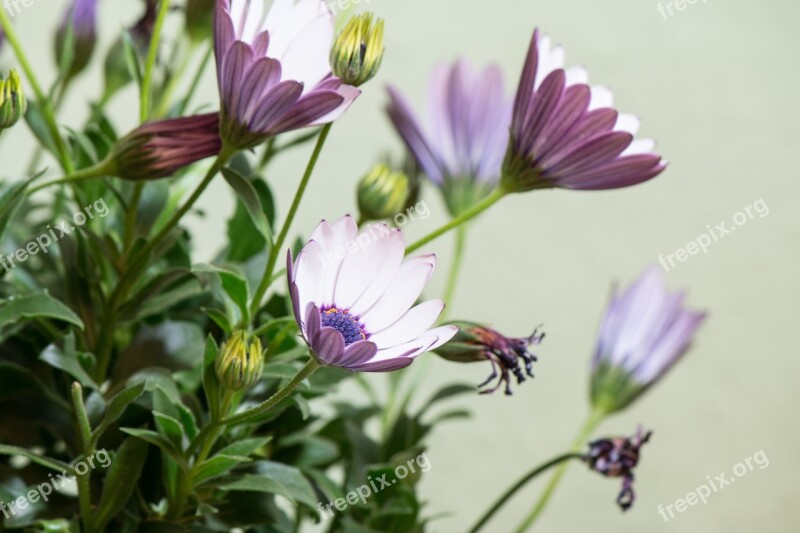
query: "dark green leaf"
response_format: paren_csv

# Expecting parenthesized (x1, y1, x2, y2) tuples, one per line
(94, 437, 149, 530)
(0, 292, 84, 331)
(193, 454, 252, 486)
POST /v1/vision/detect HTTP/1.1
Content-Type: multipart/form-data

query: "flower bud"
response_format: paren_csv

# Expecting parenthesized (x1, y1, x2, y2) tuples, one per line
(434, 321, 544, 395)
(103, 0, 156, 100)
(584, 427, 652, 511)
(215, 331, 264, 393)
(357, 164, 410, 222)
(330, 13, 385, 87)
(185, 0, 215, 43)
(0, 70, 27, 131)
(55, 0, 98, 81)
(109, 113, 222, 180)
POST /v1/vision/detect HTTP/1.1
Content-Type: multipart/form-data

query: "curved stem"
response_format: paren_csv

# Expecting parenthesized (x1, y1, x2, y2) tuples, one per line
(0, 9, 73, 173)
(250, 124, 332, 318)
(140, 0, 172, 122)
(221, 359, 320, 427)
(468, 453, 584, 533)
(406, 188, 505, 255)
(26, 158, 113, 195)
(513, 407, 606, 532)
(441, 224, 467, 319)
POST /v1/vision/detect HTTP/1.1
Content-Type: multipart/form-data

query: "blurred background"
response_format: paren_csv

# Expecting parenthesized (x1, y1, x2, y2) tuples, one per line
(1, 0, 798, 531)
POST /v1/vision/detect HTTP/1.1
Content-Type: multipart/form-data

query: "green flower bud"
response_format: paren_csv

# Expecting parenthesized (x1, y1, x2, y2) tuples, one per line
(357, 164, 411, 222)
(330, 13, 385, 87)
(215, 331, 264, 393)
(0, 70, 27, 131)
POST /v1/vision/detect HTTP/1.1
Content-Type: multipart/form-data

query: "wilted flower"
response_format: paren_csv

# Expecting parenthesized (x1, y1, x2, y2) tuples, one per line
(435, 322, 544, 395)
(502, 30, 666, 192)
(590, 267, 706, 414)
(103, 0, 157, 100)
(55, 0, 98, 81)
(330, 12, 385, 87)
(387, 60, 512, 216)
(186, 0, 215, 42)
(584, 426, 652, 511)
(216, 330, 264, 392)
(288, 215, 457, 372)
(109, 113, 222, 180)
(357, 163, 410, 223)
(214, 0, 360, 150)
(0, 69, 26, 131)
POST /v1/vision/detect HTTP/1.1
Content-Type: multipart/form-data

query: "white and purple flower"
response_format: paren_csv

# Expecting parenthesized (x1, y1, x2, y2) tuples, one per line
(590, 267, 706, 413)
(214, 0, 360, 149)
(288, 216, 457, 372)
(503, 30, 666, 192)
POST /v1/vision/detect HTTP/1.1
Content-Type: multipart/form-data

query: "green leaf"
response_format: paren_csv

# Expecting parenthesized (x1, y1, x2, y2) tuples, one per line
(120, 29, 144, 90)
(218, 463, 318, 509)
(0, 180, 28, 246)
(93, 437, 149, 531)
(193, 455, 252, 486)
(193, 264, 250, 324)
(0, 445, 74, 475)
(120, 428, 182, 461)
(90, 381, 147, 446)
(39, 333, 97, 389)
(153, 411, 186, 450)
(201, 336, 222, 419)
(216, 437, 272, 458)
(222, 167, 273, 243)
(0, 292, 84, 331)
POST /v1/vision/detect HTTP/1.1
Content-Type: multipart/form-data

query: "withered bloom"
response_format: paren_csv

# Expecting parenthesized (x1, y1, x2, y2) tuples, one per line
(434, 322, 544, 395)
(584, 427, 652, 511)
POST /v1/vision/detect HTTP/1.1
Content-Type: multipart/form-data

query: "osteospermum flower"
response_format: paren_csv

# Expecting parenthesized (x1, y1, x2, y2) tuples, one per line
(590, 267, 706, 413)
(502, 30, 666, 192)
(387, 59, 512, 216)
(288, 216, 457, 372)
(584, 426, 652, 511)
(214, 0, 360, 150)
(55, 0, 98, 80)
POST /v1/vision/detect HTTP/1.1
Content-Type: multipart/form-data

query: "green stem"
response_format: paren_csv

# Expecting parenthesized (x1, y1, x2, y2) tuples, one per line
(140, 0, 172, 122)
(0, 9, 73, 173)
(26, 158, 113, 195)
(221, 359, 320, 427)
(442, 224, 467, 318)
(468, 453, 584, 533)
(513, 407, 606, 532)
(249, 124, 333, 318)
(406, 188, 505, 254)
(123, 183, 144, 255)
(71, 383, 94, 532)
(174, 43, 213, 117)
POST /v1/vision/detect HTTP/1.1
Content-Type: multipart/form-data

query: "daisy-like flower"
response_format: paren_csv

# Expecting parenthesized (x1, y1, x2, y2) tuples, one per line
(387, 59, 512, 216)
(287, 216, 458, 372)
(584, 426, 652, 511)
(55, 0, 98, 80)
(214, 0, 360, 150)
(502, 30, 666, 192)
(590, 267, 706, 414)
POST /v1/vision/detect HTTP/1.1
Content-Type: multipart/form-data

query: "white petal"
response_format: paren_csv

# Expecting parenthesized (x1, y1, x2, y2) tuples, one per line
(369, 300, 445, 348)
(293, 240, 325, 315)
(347, 230, 406, 315)
(360, 255, 436, 332)
(621, 138, 656, 156)
(370, 325, 458, 363)
(565, 65, 588, 86)
(588, 85, 614, 110)
(240, 0, 266, 43)
(308, 85, 361, 126)
(333, 225, 397, 310)
(278, 14, 334, 88)
(615, 113, 640, 135)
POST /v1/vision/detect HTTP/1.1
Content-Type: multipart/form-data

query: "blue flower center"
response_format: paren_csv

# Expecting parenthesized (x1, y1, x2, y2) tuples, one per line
(321, 307, 367, 346)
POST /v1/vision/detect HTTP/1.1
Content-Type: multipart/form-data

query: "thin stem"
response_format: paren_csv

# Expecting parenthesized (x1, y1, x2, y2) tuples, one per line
(26, 158, 113, 195)
(140, 0, 172, 122)
(468, 453, 584, 533)
(442, 224, 467, 319)
(513, 407, 606, 532)
(0, 9, 73, 173)
(221, 359, 320, 427)
(406, 188, 505, 254)
(249, 124, 333, 318)
(71, 383, 95, 532)
(123, 184, 144, 255)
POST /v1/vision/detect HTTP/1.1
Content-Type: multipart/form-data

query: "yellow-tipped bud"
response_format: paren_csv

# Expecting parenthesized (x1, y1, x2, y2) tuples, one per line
(330, 13, 385, 87)
(215, 331, 264, 392)
(357, 164, 411, 222)
(0, 70, 27, 131)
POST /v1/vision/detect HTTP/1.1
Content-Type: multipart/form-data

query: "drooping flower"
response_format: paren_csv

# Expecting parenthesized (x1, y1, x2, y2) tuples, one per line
(55, 0, 98, 80)
(584, 426, 652, 511)
(288, 215, 457, 372)
(590, 267, 706, 414)
(216, 330, 264, 392)
(109, 113, 222, 180)
(356, 163, 411, 223)
(330, 12, 385, 87)
(387, 59, 512, 216)
(502, 30, 666, 192)
(214, 0, 360, 150)
(435, 322, 544, 395)
(0, 69, 27, 131)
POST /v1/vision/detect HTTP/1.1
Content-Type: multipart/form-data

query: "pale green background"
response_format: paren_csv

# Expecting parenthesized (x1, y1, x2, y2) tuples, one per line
(1, 0, 799, 531)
